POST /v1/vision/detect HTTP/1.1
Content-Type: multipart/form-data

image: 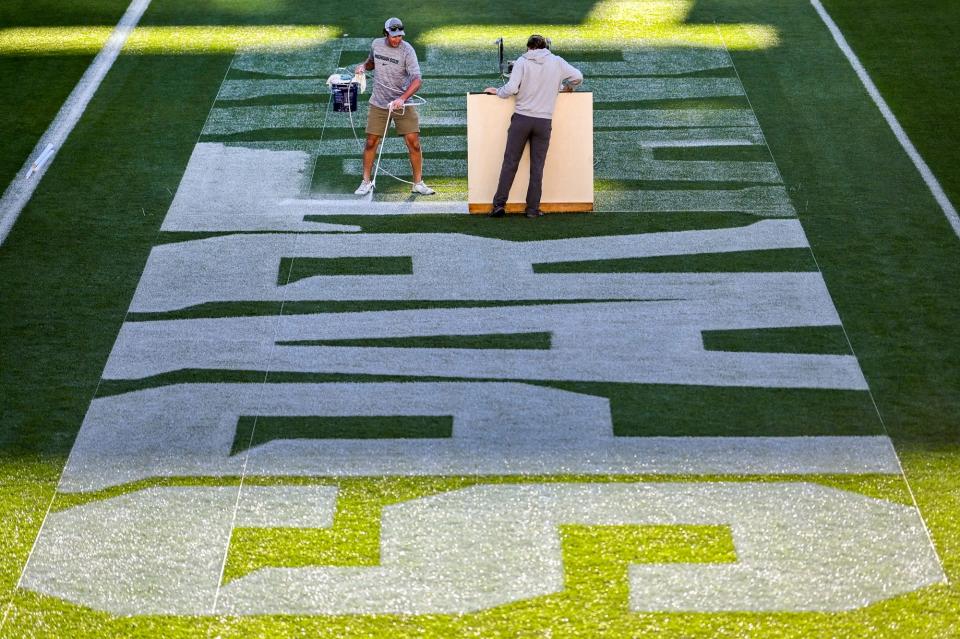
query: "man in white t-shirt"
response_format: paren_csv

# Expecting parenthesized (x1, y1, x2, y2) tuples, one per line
(353, 17, 435, 196)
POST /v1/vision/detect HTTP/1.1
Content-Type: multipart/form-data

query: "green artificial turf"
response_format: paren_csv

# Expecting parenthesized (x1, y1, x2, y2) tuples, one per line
(3, 473, 935, 637)
(820, 0, 960, 212)
(701, 325, 851, 355)
(0, 0, 130, 191)
(2, 0, 960, 636)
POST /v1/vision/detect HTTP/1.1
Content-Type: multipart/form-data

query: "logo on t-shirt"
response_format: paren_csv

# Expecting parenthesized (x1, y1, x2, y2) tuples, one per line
(374, 53, 400, 65)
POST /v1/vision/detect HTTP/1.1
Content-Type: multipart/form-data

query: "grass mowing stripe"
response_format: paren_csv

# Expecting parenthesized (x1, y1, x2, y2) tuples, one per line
(201, 128, 331, 142)
(215, 94, 329, 108)
(593, 96, 750, 111)
(225, 68, 318, 81)
(652, 145, 773, 162)
(554, 49, 625, 62)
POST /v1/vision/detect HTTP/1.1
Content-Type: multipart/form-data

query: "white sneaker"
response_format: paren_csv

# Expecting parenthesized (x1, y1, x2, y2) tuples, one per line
(354, 179, 374, 195)
(411, 181, 436, 195)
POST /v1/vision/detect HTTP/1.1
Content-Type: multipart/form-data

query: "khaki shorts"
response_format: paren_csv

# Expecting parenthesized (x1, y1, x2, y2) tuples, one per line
(366, 104, 420, 136)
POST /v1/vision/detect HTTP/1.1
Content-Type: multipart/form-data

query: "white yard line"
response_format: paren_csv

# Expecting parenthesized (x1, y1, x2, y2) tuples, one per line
(210, 38, 344, 612)
(717, 22, 948, 579)
(811, 0, 960, 240)
(0, 5, 231, 631)
(209, 235, 304, 615)
(0, 0, 153, 246)
(0, 2, 154, 629)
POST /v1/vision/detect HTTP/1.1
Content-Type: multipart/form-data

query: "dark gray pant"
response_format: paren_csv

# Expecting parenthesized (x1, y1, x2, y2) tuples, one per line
(492, 113, 552, 213)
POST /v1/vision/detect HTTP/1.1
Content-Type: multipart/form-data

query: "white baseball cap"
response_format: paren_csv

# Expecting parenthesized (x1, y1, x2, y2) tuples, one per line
(384, 17, 405, 36)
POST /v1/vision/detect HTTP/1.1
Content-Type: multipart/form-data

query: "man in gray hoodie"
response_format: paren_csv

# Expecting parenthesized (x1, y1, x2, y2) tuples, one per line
(484, 34, 583, 218)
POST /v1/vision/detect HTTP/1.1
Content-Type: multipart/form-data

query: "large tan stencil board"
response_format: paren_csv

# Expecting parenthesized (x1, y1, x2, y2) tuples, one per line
(466, 92, 594, 213)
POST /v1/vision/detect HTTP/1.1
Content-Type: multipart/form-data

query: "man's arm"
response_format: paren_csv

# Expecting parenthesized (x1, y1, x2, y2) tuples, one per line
(496, 57, 524, 97)
(354, 49, 375, 75)
(354, 59, 374, 74)
(560, 59, 583, 91)
(389, 76, 421, 110)
(484, 57, 524, 96)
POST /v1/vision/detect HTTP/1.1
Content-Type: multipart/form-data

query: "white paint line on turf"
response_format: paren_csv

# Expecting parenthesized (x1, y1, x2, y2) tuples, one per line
(0, 0, 153, 247)
(0, 0, 153, 631)
(19, 482, 942, 614)
(717, 17, 949, 580)
(811, 0, 960, 240)
(56, 382, 901, 492)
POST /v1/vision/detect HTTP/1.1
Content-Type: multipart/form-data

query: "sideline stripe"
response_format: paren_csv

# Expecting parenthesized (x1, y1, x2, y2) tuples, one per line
(775, 7, 952, 574)
(0, 0, 153, 246)
(0, 2, 155, 629)
(1, 8, 233, 630)
(811, 0, 960, 240)
(0, 1, 153, 624)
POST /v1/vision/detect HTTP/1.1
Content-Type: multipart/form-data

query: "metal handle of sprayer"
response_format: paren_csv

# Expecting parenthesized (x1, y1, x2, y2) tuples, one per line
(494, 36, 552, 79)
(495, 37, 512, 80)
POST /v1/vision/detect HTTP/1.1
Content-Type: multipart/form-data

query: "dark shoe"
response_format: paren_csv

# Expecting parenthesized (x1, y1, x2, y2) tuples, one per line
(488, 206, 506, 218)
(524, 209, 543, 218)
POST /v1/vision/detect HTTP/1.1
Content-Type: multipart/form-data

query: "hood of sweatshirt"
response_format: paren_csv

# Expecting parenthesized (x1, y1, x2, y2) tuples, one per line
(522, 48, 552, 65)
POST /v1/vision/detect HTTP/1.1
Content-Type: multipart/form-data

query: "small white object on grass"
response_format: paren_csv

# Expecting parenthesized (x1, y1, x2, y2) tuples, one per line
(27, 144, 56, 179)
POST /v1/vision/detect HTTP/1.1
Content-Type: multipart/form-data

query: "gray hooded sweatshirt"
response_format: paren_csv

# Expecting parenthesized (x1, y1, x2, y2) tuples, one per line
(496, 48, 583, 119)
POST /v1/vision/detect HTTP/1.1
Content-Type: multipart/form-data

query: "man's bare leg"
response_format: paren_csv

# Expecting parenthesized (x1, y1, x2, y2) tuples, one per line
(403, 132, 423, 183)
(362, 133, 381, 181)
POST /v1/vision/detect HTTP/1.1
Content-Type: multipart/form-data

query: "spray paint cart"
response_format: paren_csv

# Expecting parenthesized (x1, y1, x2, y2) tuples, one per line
(466, 92, 593, 214)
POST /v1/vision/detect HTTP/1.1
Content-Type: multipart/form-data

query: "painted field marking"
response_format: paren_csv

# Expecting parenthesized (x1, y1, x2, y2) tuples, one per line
(7, 33, 917, 614)
(0, 2, 155, 629)
(1, 15, 247, 634)
(811, 0, 960, 240)
(716, 20, 947, 577)
(58, 383, 897, 494)
(19, 483, 945, 615)
(0, 0, 153, 246)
